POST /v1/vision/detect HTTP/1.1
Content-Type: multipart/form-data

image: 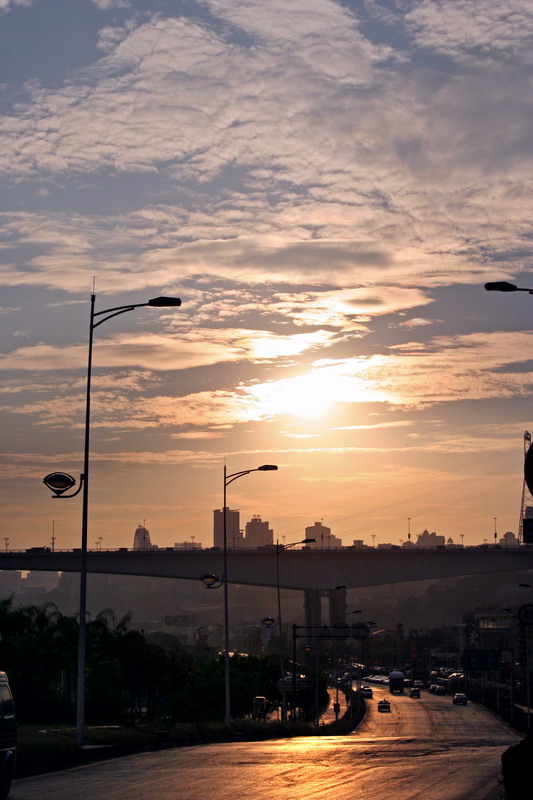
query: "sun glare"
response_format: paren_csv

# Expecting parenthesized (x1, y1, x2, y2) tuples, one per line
(248, 373, 333, 419)
(245, 360, 388, 420)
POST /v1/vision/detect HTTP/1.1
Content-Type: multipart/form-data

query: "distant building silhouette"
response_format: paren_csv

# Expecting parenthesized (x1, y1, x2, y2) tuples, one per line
(416, 529, 445, 547)
(244, 516, 273, 548)
(213, 507, 242, 549)
(499, 531, 519, 547)
(133, 523, 154, 550)
(305, 521, 343, 549)
(174, 541, 203, 550)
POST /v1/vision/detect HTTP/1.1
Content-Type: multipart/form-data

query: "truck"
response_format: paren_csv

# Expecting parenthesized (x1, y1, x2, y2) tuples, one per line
(388, 670, 405, 694)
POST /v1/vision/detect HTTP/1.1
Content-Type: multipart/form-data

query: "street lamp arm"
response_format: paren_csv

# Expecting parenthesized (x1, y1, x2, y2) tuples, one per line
(278, 537, 316, 551)
(225, 464, 278, 486)
(92, 305, 142, 329)
(225, 469, 256, 486)
(92, 296, 181, 330)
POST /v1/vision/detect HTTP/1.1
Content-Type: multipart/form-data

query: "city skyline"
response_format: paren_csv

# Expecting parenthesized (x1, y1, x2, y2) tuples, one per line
(2, 1, 533, 550)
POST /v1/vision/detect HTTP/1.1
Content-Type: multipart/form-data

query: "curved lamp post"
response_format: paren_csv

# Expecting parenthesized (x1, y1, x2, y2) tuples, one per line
(220, 464, 278, 726)
(43, 292, 181, 746)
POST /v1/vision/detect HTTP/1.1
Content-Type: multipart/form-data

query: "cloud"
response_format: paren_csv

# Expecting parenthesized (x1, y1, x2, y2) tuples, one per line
(402, 0, 533, 62)
(0, 327, 337, 373)
(0, 0, 35, 13)
(1, 0, 533, 298)
(3, 328, 533, 437)
(92, 0, 129, 9)
(397, 317, 437, 328)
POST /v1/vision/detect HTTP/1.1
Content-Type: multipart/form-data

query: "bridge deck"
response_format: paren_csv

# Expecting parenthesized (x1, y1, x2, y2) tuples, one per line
(0, 547, 531, 590)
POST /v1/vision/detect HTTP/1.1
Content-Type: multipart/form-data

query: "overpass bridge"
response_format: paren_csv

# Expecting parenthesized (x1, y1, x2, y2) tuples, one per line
(2, 546, 532, 626)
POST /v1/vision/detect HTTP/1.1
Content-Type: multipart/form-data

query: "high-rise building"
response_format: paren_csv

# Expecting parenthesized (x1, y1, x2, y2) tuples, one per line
(213, 507, 242, 549)
(133, 523, 153, 550)
(244, 516, 273, 548)
(305, 521, 343, 549)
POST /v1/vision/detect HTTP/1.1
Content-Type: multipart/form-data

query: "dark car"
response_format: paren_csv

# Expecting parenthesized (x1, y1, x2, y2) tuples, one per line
(409, 687, 420, 698)
(0, 673, 16, 799)
(452, 693, 468, 705)
(377, 699, 391, 712)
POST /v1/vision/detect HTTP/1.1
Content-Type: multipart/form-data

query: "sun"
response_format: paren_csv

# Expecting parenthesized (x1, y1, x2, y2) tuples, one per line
(246, 372, 335, 420)
(244, 359, 389, 421)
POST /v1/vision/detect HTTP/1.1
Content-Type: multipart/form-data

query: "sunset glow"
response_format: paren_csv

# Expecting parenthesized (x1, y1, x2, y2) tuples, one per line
(1, 0, 532, 550)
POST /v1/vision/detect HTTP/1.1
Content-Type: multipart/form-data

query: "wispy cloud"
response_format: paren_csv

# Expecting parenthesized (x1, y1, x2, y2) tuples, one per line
(2, 0, 533, 546)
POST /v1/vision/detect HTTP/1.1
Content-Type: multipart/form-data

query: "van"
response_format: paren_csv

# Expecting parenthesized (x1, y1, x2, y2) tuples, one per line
(0, 673, 16, 799)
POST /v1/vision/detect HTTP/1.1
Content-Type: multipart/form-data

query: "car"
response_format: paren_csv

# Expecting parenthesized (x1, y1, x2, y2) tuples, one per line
(452, 693, 468, 705)
(413, 680, 425, 689)
(0, 672, 16, 800)
(428, 684, 438, 693)
(361, 686, 373, 698)
(377, 699, 391, 712)
(409, 687, 420, 698)
(435, 685, 446, 696)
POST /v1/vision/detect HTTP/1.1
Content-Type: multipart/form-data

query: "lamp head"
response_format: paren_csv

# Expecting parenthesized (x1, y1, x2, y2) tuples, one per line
(302, 538, 316, 544)
(43, 472, 77, 497)
(200, 573, 221, 588)
(148, 296, 182, 307)
(257, 464, 278, 471)
(261, 616, 276, 628)
(484, 281, 517, 292)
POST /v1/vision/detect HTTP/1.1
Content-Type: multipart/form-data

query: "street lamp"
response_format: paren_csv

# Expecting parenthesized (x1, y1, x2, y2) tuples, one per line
(272, 537, 315, 722)
(43, 292, 181, 746)
(221, 463, 278, 726)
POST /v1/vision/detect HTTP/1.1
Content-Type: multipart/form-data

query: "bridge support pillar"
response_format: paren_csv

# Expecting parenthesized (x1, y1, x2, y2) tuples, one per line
(328, 586, 347, 626)
(303, 586, 347, 631)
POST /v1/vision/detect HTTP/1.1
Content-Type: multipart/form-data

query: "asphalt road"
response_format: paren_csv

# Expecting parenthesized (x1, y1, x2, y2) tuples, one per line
(12, 687, 521, 800)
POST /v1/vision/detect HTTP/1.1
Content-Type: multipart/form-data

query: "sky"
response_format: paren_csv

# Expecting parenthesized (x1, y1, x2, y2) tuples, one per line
(2, 0, 533, 552)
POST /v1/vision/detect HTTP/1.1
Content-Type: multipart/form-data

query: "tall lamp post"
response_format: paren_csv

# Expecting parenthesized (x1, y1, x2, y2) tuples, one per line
(43, 292, 181, 746)
(266, 537, 315, 722)
(221, 464, 278, 726)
